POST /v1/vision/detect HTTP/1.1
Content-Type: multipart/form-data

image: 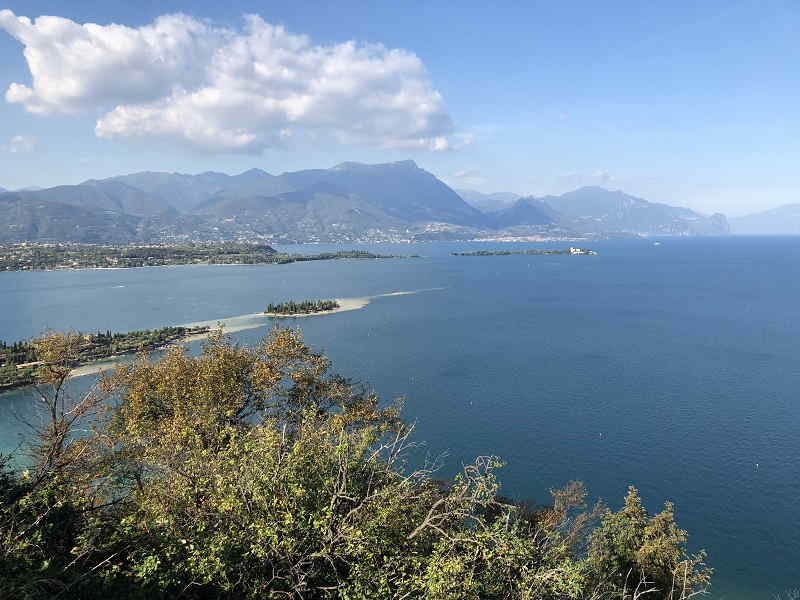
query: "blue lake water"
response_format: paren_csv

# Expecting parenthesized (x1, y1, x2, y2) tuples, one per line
(1, 236, 799, 599)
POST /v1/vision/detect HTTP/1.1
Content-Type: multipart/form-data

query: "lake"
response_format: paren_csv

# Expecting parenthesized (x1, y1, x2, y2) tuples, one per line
(2, 236, 799, 599)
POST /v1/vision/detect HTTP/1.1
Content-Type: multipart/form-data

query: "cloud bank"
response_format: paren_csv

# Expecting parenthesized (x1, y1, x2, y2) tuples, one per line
(2, 135, 38, 153)
(0, 10, 456, 153)
(446, 169, 486, 187)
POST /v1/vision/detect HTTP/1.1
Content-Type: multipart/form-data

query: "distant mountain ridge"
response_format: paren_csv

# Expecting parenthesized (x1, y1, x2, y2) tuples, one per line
(96, 169, 291, 214)
(487, 197, 565, 229)
(730, 204, 800, 235)
(539, 186, 729, 236)
(0, 192, 140, 243)
(0, 162, 729, 243)
(457, 190, 520, 213)
(0, 161, 487, 243)
(473, 186, 729, 237)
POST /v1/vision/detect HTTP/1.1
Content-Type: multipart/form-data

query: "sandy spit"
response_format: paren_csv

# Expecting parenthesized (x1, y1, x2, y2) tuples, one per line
(64, 288, 444, 380)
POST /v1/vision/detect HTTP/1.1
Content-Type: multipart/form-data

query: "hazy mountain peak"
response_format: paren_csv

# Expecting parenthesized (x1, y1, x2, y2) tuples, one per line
(565, 186, 629, 198)
(238, 168, 272, 178)
(392, 159, 419, 168)
(731, 203, 800, 234)
(546, 186, 728, 235)
(332, 161, 364, 170)
(753, 203, 800, 216)
(463, 185, 728, 235)
(333, 159, 418, 171)
(457, 189, 521, 213)
(488, 195, 561, 228)
(573, 185, 612, 193)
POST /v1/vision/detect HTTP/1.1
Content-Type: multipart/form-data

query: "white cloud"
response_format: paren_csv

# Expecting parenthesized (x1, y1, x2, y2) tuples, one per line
(2, 135, 38, 153)
(443, 168, 486, 187)
(0, 11, 456, 153)
(554, 169, 614, 190)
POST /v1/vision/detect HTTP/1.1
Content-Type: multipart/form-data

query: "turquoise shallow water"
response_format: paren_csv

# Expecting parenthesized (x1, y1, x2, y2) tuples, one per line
(2, 236, 799, 598)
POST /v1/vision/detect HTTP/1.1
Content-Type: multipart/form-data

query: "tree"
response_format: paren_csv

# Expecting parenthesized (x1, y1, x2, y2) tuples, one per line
(0, 328, 711, 599)
(0, 331, 114, 599)
(588, 486, 712, 599)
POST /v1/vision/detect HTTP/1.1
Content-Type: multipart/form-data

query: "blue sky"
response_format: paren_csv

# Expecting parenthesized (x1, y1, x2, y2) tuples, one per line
(0, 0, 797, 216)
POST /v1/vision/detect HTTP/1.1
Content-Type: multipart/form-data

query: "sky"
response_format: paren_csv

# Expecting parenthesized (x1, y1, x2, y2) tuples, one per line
(0, 0, 798, 216)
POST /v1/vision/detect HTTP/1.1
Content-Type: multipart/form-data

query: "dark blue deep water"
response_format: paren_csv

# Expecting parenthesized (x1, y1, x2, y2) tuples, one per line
(1, 236, 799, 598)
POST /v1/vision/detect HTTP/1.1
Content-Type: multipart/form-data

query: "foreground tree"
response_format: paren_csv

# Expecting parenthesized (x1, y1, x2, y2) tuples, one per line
(0, 328, 711, 599)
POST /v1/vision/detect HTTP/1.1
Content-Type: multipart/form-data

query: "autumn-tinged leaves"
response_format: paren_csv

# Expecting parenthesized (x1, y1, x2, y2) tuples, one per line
(0, 327, 711, 599)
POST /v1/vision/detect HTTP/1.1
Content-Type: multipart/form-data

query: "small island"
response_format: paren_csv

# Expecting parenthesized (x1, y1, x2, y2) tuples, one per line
(265, 299, 341, 317)
(453, 247, 597, 257)
(0, 326, 209, 392)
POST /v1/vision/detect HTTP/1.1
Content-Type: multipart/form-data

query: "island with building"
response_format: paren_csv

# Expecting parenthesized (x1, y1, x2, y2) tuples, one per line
(265, 299, 341, 317)
(453, 247, 597, 257)
(0, 326, 210, 392)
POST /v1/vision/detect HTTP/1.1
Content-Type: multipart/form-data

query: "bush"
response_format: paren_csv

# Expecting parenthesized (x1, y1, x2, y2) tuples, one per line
(0, 328, 711, 599)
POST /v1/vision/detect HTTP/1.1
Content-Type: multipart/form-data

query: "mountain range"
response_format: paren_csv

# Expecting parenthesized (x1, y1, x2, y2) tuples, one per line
(463, 186, 729, 237)
(0, 161, 730, 243)
(730, 204, 800, 235)
(455, 190, 520, 213)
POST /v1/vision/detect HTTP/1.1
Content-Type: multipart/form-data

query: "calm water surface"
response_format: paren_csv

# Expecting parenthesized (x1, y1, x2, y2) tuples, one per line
(1, 236, 799, 599)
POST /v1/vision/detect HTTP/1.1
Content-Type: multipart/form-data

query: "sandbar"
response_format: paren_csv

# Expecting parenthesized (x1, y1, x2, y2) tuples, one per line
(61, 288, 444, 380)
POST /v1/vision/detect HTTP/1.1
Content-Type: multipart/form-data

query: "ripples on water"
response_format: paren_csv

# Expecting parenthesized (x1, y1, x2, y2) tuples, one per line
(2, 237, 800, 599)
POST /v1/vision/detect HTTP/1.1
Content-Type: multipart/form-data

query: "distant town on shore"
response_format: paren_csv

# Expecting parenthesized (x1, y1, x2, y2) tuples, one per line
(453, 247, 597, 257)
(0, 161, 738, 246)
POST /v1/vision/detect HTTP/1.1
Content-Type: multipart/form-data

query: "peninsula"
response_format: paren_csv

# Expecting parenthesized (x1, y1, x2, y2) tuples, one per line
(265, 299, 341, 317)
(0, 243, 413, 272)
(0, 326, 209, 392)
(453, 247, 597, 257)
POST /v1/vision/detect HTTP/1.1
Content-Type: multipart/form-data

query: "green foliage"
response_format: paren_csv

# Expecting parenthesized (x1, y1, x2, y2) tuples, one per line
(588, 486, 712, 598)
(0, 328, 711, 599)
(266, 299, 340, 315)
(0, 326, 209, 391)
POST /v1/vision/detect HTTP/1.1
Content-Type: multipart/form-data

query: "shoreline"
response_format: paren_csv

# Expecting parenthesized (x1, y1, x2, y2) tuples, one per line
(3, 260, 371, 274)
(1, 327, 210, 391)
(1, 248, 414, 274)
(2, 288, 444, 388)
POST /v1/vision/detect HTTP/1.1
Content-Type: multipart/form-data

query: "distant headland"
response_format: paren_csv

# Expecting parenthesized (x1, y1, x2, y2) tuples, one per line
(0, 244, 414, 272)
